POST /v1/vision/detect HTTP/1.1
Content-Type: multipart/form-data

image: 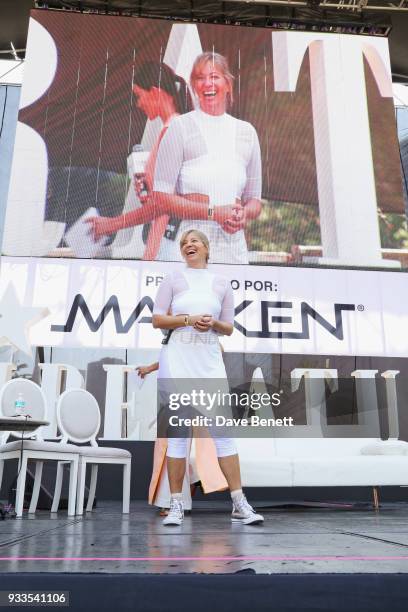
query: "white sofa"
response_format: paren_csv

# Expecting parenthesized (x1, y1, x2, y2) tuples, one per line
(236, 437, 408, 507)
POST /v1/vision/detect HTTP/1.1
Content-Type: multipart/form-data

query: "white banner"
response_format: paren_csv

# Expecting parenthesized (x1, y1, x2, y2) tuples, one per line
(0, 256, 407, 357)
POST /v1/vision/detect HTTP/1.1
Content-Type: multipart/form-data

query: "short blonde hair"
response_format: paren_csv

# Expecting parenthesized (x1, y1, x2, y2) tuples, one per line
(190, 52, 234, 107)
(179, 229, 210, 262)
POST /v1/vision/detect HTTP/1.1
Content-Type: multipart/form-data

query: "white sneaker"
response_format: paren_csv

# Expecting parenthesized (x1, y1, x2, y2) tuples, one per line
(231, 494, 264, 525)
(162, 497, 184, 526)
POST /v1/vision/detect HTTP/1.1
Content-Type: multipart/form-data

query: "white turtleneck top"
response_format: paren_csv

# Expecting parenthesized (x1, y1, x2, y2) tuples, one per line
(153, 109, 262, 265)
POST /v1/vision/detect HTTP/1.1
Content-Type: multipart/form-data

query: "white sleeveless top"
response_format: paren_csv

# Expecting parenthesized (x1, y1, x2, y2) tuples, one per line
(153, 267, 234, 379)
(153, 267, 234, 324)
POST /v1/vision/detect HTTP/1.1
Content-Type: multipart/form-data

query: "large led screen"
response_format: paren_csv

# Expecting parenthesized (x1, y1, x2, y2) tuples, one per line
(3, 10, 407, 269)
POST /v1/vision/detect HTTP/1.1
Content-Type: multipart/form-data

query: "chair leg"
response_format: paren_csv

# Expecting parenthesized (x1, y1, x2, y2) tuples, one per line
(28, 461, 44, 514)
(76, 459, 87, 515)
(51, 462, 65, 513)
(372, 486, 380, 510)
(86, 464, 98, 512)
(0, 459, 4, 492)
(122, 460, 131, 514)
(15, 455, 28, 518)
(67, 456, 78, 517)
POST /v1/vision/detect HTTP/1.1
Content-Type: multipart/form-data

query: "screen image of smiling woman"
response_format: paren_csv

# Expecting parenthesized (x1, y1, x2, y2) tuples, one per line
(87, 52, 262, 264)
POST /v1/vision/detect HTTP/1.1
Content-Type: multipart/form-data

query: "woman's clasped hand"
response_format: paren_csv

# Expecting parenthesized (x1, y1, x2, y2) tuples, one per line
(189, 314, 214, 331)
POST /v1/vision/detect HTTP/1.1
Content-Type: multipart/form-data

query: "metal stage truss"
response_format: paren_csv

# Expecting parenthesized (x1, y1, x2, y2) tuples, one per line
(34, 0, 408, 12)
(31, 0, 404, 39)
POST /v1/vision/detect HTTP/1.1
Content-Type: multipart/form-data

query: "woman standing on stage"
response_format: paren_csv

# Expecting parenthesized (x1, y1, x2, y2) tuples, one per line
(151, 228, 264, 526)
(89, 52, 262, 264)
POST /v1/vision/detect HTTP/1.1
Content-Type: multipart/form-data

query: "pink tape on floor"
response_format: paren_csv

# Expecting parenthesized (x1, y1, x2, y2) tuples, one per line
(0, 556, 408, 561)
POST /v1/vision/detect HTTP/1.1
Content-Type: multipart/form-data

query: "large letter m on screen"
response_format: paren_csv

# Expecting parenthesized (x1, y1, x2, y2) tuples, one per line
(51, 294, 153, 333)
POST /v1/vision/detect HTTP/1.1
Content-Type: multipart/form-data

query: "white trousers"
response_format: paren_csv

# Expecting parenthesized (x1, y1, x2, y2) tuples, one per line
(167, 436, 237, 458)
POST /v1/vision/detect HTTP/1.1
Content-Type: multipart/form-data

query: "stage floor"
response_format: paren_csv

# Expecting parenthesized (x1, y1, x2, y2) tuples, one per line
(1, 501, 408, 574)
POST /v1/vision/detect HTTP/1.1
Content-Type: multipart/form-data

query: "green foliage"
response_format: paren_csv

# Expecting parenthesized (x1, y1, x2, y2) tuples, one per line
(247, 200, 321, 253)
(247, 201, 408, 253)
(378, 211, 408, 249)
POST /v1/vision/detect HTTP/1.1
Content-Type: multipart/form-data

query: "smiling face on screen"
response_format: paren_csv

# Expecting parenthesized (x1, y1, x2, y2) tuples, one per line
(191, 60, 231, 116)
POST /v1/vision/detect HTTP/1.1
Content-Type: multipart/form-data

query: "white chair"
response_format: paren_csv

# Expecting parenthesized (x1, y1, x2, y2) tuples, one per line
(53, 389, 131, 515)
(0, 378, 79, 517)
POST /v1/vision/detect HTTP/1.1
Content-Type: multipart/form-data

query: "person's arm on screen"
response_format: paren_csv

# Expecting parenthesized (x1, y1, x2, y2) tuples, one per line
(142, 215, 170, 260)
(86, 193, 240, 242)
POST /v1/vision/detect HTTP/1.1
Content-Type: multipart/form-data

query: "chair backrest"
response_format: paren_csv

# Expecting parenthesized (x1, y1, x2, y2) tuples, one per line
(0, 378, 48, 442)
(56, 389, 100, 445)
